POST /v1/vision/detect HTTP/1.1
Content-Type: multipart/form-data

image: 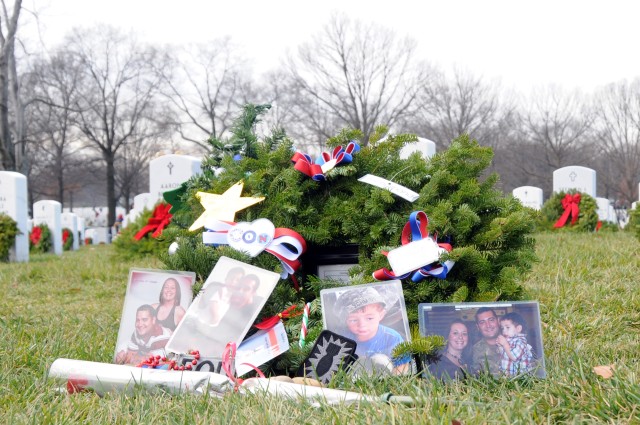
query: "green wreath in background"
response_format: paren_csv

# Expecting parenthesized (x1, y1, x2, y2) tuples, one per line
(539, 190, 599, 232)
(30, 223, 52, 254)
(0, 213, 20, 261)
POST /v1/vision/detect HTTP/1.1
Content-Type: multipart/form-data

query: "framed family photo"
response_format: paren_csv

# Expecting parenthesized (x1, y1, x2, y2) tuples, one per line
(320, 281, 410, 373)
(114, 269, 196, 365)
(166, 256, 280, 358)
(418, 301, 546, 379)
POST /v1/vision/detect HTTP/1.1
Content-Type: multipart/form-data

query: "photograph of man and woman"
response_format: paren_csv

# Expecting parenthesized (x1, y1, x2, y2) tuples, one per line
(418, 301, 546, 380)
(165, 257, 280, 358)
(114, 269, 196, 365)
(321, 281, 411, 374)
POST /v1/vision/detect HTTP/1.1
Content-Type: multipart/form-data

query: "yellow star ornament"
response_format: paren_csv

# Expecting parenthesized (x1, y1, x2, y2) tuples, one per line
(188, 181, 265, 231)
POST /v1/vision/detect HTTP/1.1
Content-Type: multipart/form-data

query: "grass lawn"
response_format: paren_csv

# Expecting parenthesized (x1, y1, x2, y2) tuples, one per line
(0, 233, 639, 424)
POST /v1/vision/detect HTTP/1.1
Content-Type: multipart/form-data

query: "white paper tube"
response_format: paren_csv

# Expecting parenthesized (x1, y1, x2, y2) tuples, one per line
(240, 378, 377, 406)
(48, 358, 232, 396)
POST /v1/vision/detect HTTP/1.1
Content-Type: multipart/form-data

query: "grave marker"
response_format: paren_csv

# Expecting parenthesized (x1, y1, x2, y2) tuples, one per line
(149, 154, 201, 201)
(33, 200, 62, 255)
(61, 212, 79, 250)
(553, 166, 596, 198)
(0, 171, 29, 262)
(512, 186, 544, 210)
(400, 137, 436, 160)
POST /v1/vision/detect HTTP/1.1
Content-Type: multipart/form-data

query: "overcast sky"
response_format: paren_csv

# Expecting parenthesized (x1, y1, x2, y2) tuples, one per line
(23, 0, 640, 94)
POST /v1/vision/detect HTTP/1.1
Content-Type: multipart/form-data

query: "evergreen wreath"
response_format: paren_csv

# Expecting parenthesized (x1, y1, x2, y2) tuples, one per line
(159, 104, 538, 373)
(30, 223, 52, 254)
(0, 213, 20, 261)
(62, 228, 74, 251)
(539, 190, 599, 232)
(114, 206, 171, 257)
(627, 204, 640, 241)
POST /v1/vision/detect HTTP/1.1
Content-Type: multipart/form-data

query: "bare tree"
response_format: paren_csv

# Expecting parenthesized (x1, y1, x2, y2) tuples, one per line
(27, 50, 85, 206)
(68, 25, 166, 227)
(158, 38, 253, 151)
(0, 0, 23, 171)
(286, 14, 432, 146)
(409, 68, 512, 149)
(593, 79, 640, 205)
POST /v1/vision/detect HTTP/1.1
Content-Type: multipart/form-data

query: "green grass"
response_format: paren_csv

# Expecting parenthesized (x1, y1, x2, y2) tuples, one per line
(1, 234, 639, 424)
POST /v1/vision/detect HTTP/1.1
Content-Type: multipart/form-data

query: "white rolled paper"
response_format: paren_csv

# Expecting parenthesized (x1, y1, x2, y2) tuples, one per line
(48, 358, 232, 396)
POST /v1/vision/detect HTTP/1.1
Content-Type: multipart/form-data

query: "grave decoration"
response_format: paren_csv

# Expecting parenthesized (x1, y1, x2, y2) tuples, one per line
(114, 205, 171, 257)
(30, 223, 52, 253)
(155, 104, 537, 375)
(539, 190, 598, 232)
(627, 204, 640, 241)
(62, 228, 74, 251)
(0, 213, 20, 261)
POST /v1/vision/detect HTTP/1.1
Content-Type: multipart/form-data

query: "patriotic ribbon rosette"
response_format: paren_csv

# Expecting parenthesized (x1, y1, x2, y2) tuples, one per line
(202, 218, 307, 280)
(373, 211, 455, 282)
(291, 141, 360, 181)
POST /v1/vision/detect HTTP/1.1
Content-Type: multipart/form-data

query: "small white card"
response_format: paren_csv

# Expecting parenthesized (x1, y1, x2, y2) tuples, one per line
(358, 174, 419, 202)
(235, 321, 290, 376)
(387, 237, 441, 275)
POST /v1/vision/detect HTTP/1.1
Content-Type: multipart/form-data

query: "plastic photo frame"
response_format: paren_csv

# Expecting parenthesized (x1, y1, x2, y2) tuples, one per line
(114, 269, 195, 365)
(418, 301, 546, 379)
(166, 256, 280, 358)
(320, 281, 410, 370)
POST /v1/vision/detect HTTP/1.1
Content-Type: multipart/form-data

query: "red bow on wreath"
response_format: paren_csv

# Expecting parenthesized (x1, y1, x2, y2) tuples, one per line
(30, 226, 42, 245)
(134, 203, 173, 240)
(62, 229, 70, 244)
(554, 193, 581, 228)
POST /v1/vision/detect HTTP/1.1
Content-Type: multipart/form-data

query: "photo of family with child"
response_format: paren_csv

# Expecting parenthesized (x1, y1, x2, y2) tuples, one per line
(418, 302, 546, 380)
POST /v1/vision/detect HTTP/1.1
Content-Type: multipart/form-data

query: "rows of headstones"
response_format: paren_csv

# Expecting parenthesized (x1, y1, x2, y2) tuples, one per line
(512, 166, 638, 226)
(3, 139, 638, 263)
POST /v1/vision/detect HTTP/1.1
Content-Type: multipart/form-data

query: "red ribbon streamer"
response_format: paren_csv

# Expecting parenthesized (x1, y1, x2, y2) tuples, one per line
(554, 193, 581, 228)
(134, 203, 173, 240)
(222, 342, 266, 390)
(254, 305, 301, 330)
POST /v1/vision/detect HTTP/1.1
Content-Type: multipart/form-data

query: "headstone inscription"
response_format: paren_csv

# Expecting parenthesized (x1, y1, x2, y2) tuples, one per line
(512, 186, 544, 210)
(33, 200, 62, 255)
(149, 154, 202, 201)
(552, 166, 596, 198)
(0, 171, 29, 262)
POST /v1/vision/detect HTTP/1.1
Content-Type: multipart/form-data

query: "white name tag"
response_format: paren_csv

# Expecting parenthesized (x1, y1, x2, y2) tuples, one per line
(358, 174, 419, 202)
(387, 237, 441, 275)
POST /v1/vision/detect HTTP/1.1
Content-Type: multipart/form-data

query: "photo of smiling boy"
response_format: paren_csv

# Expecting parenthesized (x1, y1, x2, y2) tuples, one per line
(321, 281, 410, 373)
(496, 312, 533, 375)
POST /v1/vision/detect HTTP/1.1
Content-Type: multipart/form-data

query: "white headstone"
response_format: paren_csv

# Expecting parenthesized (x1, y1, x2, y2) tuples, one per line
(27, 219, 33, 231)
(0, 171, 29, 262)
(133, 193, 155, 213)
(512, 186, 544, 210)
(33, 200, 62, 255)
(552, 166, 596, 198)
(77, 217, 85, 245)
(608, 205, 616, 224)
(149, 154, 201, 201)
(633, 201, 638, 211)
(400, 137, 436, 160)
(90, 227, 110, 244)
(595, 197, 610, 222)
(60, 212, 79, 250)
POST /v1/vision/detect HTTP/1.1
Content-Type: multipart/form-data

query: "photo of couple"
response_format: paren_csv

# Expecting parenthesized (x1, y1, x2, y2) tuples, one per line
(114, 270, 196, 365)
(419, 302, 546, 380)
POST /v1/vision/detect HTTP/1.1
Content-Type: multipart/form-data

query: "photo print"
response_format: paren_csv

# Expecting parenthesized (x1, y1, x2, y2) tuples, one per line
(418, 301, 546, 380)
(114, 269, 196, 365)
(320, 281, 410, 374)
(166, 256, 280, 358)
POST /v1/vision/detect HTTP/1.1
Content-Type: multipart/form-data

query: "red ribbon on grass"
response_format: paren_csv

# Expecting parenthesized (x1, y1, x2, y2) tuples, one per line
(554, 194, 581, 228)
(134, 203, 173, 240)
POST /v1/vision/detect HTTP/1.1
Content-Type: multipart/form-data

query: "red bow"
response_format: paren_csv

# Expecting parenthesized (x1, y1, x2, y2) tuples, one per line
(30, 226, 42, 245)
(254, 304, 301, 330)
(62, 229, 70, 244)
(554, 193, 581, 228)
(134, 203, 173, 240)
